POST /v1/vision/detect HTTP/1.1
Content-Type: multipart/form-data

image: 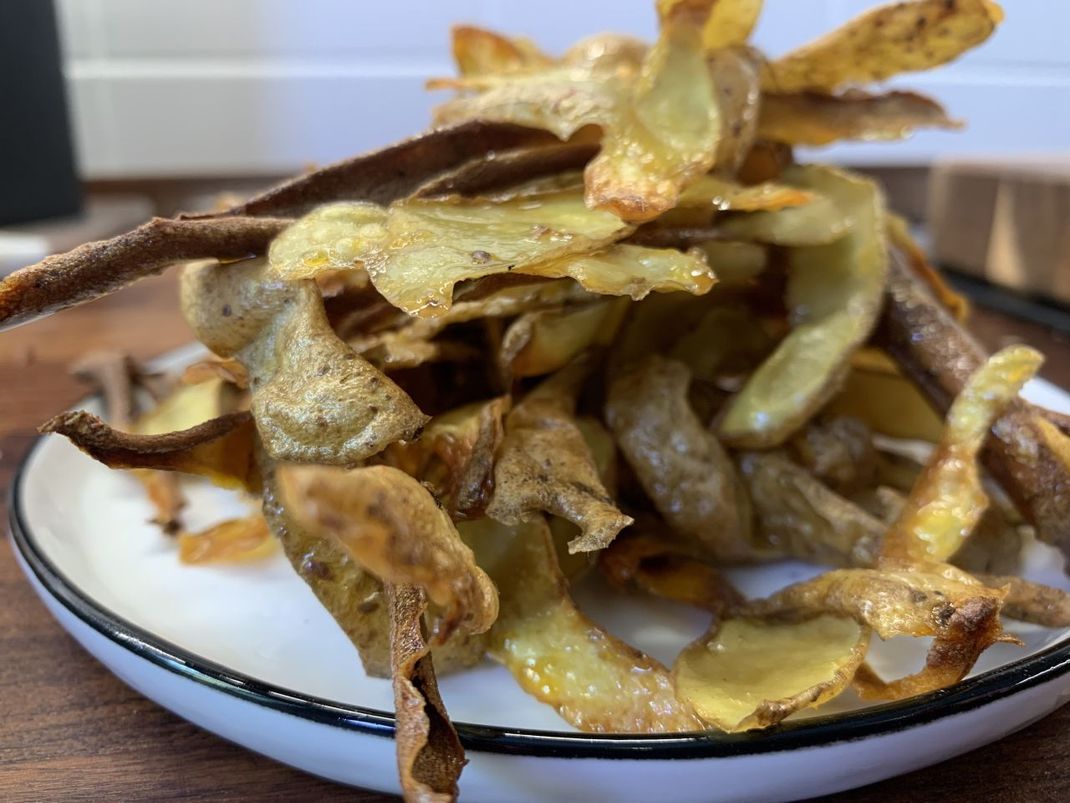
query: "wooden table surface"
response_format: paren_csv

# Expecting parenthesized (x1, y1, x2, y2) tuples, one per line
(2, 271, 1069, 802)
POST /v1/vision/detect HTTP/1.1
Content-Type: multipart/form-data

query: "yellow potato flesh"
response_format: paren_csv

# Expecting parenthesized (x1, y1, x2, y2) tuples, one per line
(882, 345, 1042, 564)
(719, 164, 887, 447)
(462, 517, 703, 732)
(270, 195, 630, 316)
(762, 0, 1003, 93)
(675, 614, 867, 731)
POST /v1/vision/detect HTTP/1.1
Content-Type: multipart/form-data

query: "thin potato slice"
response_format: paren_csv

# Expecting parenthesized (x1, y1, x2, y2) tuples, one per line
(585, 10, 721, 221)
(487, 363, 633, 553)
(178, 515, 276, 565)
(677, 174, 816, 212)
(739, 450, 884, 567)
(720, 164, 887, 447)
(707, 47, 762, 173)
(448, 25, 552, 78)
(500, 297, 630, 379)
(522, 244, 715, 299)
(278, 464, 498, 641)
(181, 259, 427, 465)
(269, 193, 631, 316)
(882, 346, 1042, 564)
(382, 397, 510, 519)
(599, 529, 743, 613)
(675, 614, 868, 731)
(761, 0, 1003, 93)
(657, 0, 763, 50)
(758, 90, 961, 147)
(462, 517, 703, 732)
(748, 564, 1007, 700)
(41, 411, 260, 492)
(388, 583, 466, 803)
(606, 356, 756, 561)
(695, 241, 767, 284)
(878, 251, 1070, 559)
(714, 191, 850, 246)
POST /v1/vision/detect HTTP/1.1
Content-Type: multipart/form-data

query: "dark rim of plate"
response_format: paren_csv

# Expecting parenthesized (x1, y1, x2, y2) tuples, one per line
(10, 428, 1070, 761)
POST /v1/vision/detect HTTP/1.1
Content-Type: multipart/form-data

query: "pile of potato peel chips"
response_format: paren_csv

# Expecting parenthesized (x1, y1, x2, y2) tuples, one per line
(7, 1, 1070, 800)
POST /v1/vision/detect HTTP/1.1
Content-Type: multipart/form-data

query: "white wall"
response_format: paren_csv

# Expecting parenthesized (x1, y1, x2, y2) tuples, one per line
(56, 0, 1070, 178)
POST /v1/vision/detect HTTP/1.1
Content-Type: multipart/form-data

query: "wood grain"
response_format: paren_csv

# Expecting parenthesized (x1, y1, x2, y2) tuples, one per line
(1, 270, 1068, 802)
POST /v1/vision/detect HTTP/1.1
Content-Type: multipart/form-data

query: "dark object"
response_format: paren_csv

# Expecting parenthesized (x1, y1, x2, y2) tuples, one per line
(0, 0, 82, 226)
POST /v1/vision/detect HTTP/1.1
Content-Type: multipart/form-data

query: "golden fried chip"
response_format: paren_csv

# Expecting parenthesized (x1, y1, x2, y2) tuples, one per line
(748, 564, 1006, 700)
(657, 0, 763, 49)
(978, 575, 1070, 628)
(181, 259, 427, 465)
(675, 614, 868, 731)
(462, 517, 703, 732)
(524, 244, 715, 299)
(500, 297, 629, 379)
(448, 25, 552, 78)
(178, 515, 276, 565)
(882, 346, 1042, 564)
(42, 410, 260, 492)
(714, 191, 850, 246)
(758, 89, 961, 147)
(761, 0, 1003, 93)
(278, 464, 498, 641)
(269, 192, 630, 316)
(738, 450, 884, 567)
(383, 397, 510, 519)
(388, 583, 466, 803)
(585, 10, 721, 221)
(606, 356, 755, 561)
(719, 164, 887, 447)
(487, 362, 633, 552)
(879, 252, 1070, 559)
(677, 175, 816, 212)
(599, 529, 744, 613)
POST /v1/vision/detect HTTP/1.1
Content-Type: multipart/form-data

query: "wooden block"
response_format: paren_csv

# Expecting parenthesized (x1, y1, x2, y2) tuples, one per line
(929, 158, 1070, 304)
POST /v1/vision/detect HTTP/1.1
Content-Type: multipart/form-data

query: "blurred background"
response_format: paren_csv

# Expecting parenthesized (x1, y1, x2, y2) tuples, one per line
(2, 0, 1068, 308)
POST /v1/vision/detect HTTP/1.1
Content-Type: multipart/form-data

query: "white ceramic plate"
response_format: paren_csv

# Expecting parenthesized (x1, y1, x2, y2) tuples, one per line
(10, 344, 1070, 802)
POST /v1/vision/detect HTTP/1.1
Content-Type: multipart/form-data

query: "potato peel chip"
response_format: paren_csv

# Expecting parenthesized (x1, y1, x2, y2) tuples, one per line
(677, 174, 816, 212)
(269, 193, 631, 316)
(41, 410, 261, 493)
(759, 89, 961, 147)
(882, 345, 1042, 564)
(388, 583, 467, 803)
(675, 614, 868, 731)
(878, 252, 1070, 559)
(720, 164, 887, 447)
(748, 563, 1007, 701)
(739, 450, 884, 567)
(181, 259, 427, 465)
(278, 464, 498, 642)
(462, 517, 704, 732)
(487, 362, 633, 553)
(761, 0, 1003, 93)
(447, 24, 552, 79)
(606, 356, 756, 561)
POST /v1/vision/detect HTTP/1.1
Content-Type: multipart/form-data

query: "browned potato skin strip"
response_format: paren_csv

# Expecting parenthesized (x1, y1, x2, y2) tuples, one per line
(487, 363, 633, 553)
(190, 121, 557, 220)
(758, 90, 960, 147)
(388, 583, 466, 803)
(260, 463, 485, 679)
(414, 142, 598, 199)
(978, 575, 1070, 627)
(877, 250, 1070, 559)
(0, 216, 289, 331)
(41, 410, 261, 493)
(606, 356, 756, 562)
(278, 464, 498, 642)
